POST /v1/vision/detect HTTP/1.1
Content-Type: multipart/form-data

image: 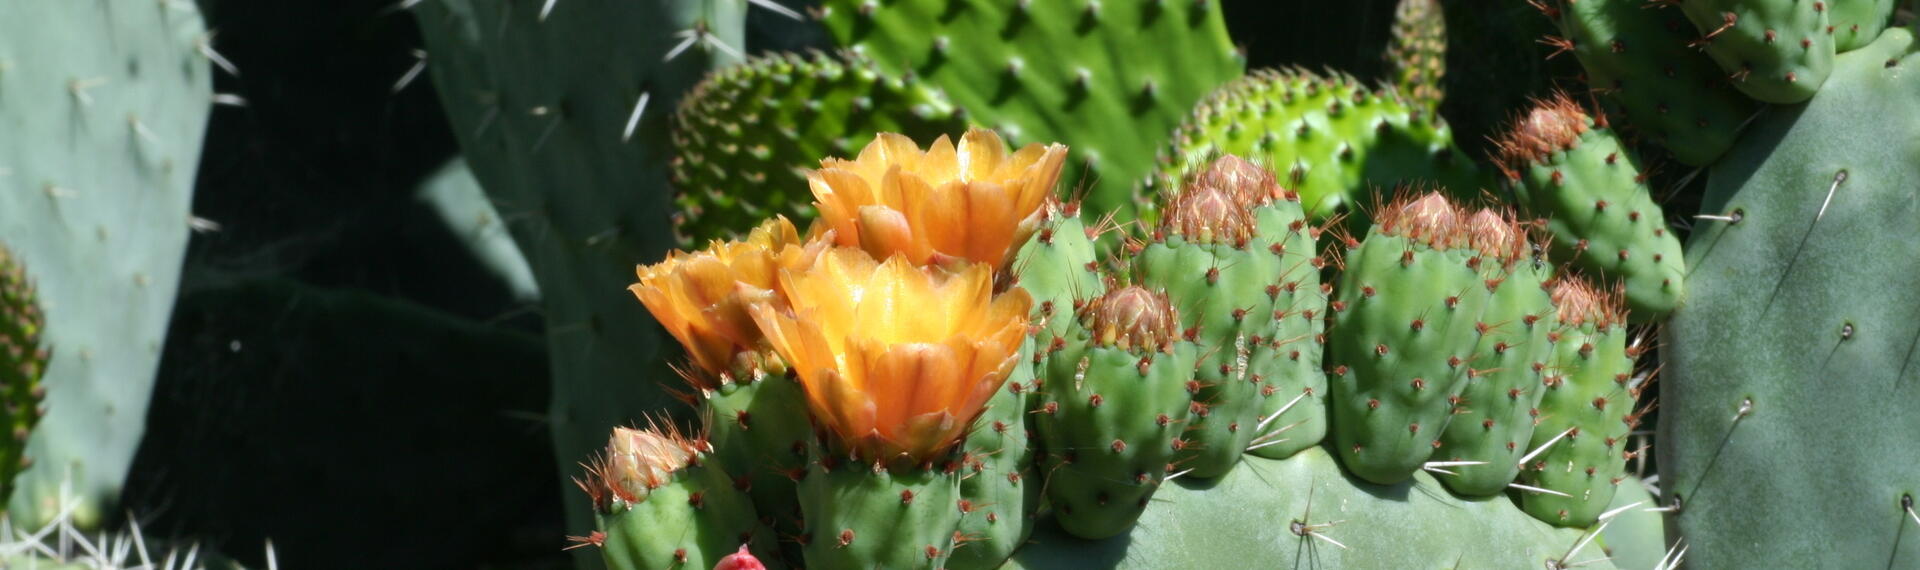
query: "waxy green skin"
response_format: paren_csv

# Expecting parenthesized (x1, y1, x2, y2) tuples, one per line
(1509, 120, 1686, 322)
(799, 456, 962, 569)
(1434, 257, 1557, 497)
(1661, 29, 1920, 567)
(820, 0, 1245, 221)
(1829, 0, 1897, 51)
(596, 454, 780, 570)
(1244, 196, 1329, 461)
(1552, 0, 1757, 166)
(0, 0, 212, 527)
(703, 375, 811, 539)
(1013, 205, 1106, 350)
(1328, 231, 1495, 485)
(1156, 69, 1484, 226)
(948, 351, 1036, 570)
(671, 52, 966, 245)
(1035, 328, 1200, 540)
(1518, 313, 1635, 528)
(1678, 0, 1834, 103)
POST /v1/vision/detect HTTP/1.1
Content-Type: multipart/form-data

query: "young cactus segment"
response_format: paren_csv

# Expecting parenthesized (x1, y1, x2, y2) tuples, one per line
(0, 247, 47, 510)
(1386, 0, 1448, 113)
(948, 349, 1036, 570)
(702, 375, 811, 539)
(671, 52, 967, 245)
(1433, 212, 1558, 497)
(1327, 193, 1497, 485)
(1518, 279, 1638, 528)
(1012, 199, 1107, 349)
(1494, 95, 1686, 321)
(1678, 0, 1835, 103)
(1544, 0, 1757, 166)
(1157, 69, 1485, 226)
(798, 453, 963, 569)
(582, 425, 778, 570)
(1034, 287, 1200, 539)
(1829, 0, 1897, 51)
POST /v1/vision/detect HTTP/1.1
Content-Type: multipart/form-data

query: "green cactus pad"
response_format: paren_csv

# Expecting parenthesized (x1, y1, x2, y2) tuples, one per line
(1678, 0, 1835, 103)
(670, 51, 967, 245)
(1829, 0, 1897, 51)
(1013, 201, 1106, 347)
(1496, 96, 1688, 321)
(591, 441, 778, 570)
(1386, 0, 1447, 113)
(0, 0, 213, 527)
(1327, 196, 1495, 485)
(1244, 193, 1329, 461)
(820, 0, 1246, 221)
(949, 353, 1036, 570)
(1546, 0, 1758, 166)
(0, 247, 47, 511)
(1157, 69, 1485, 226)
(799, 457, 962, 569)
(1661, 28, 1920, 567)
(1434, 253, 1557, 497)
(1010, 446, 1616, 569)
(1518, 283, 1637, 528)
(1600, 476, 1667, 570)
(703, 375, 811, 539)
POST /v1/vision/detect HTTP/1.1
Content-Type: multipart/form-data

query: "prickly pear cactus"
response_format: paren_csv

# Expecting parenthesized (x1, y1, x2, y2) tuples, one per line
(819, 0, 1246, 219)
(0, 247, 46, 511)
(1327, 194, 1496, 485)
(411, 0, 748, 551)
(580, 425, 779, 570)
(1012, 199, 1105, 347)
(1157, 69, 1484, 225)
(0, 0, 213, 527)
(949, 357, 1035, 570)
(1386, 0, 1446, 113)
(1542, 0, 1758, 166)
(1829, 0, 1897, 51)
(1518, 279, 1639, 528)
(1662, 28, 1920, 567)
(671, 52, 967, 244)
(1677, 0, 1835, 103)
(1494, 94, 1687, 322)
(799, 456, 962, 569)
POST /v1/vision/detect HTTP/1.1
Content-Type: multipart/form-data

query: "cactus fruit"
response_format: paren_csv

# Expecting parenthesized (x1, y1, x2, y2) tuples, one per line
(0, 247, 47, 510)
(1326, 193, 1498, 485)
(578, 424, 779, 570)
(1034, 286, 1200, 539)
(0, 0, 213, 527)
(947, 351, 1035, 570)
(819, 0, 1246, 220)
(1662, 28, 1920, 566)
(1493, 94, 1687, 322)
(1012, 199, 1106, 348)
(671, 52, 967, 245)
(1540, 0, 1758, 166)
(747, 250, 1031, 568)
(1677, 0, 1835, 103)
(1830, 0, 1898, 51)
(1157, 69, 1484, 225)
(1518, 278, 1640, 528)
(807, 129, 1066, 274)
(1432, 210, 1558, 497)
(1386, 0, 1447, 113)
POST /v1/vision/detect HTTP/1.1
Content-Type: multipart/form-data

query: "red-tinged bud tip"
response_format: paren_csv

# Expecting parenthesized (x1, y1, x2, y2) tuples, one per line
(1083, 286, 1181, 350)
(714, 544, 767, 570)
(1493, 91, 1589, 178)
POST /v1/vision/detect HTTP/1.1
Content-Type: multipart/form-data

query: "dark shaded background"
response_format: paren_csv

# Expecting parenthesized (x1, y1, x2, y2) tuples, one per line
(120, 1, 1592, 567)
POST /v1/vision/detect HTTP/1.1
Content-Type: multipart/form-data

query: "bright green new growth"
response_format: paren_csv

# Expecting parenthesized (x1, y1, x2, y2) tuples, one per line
(948, 354, 1035, 570)
(702, 375, 810, 542)
(671, 52, 967, 245)
(1661, 29, 1920, 567)
(0, 247, 47, 511)
(1327, 193, 1496, 485)
(411, 0, 752, 552)
(1035, 287, 1199, 539)
(1386, 0, 1447, 113)
(1013, 200, 1106, 349)
(1157, 69, 1484, 226)
(1544, 0, 1757, 166)
(1518, 280, 1637, 528)
(587, 427, 777, 570)
(1495, 95, 1686, 322)
(1678, 0, 1835, 103)
(1434, 213, 1557, 497)
(820, 0, 1246, 220)
(0, 0, 213, 528)
(799, 455, 962, 569)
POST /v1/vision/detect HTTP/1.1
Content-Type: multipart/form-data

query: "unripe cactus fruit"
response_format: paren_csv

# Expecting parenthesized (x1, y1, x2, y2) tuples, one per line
(580, 424, 777, 570)
(1327, 192, 1500, 485)
(0, 246, 47, 509)
(1494, 94, 1686, 322)
(1517, 278, 1639, 528)
(1386, 0, 1448, 113)
(1035, 286, 1201, 539)
(1677, 0, 1835, 103)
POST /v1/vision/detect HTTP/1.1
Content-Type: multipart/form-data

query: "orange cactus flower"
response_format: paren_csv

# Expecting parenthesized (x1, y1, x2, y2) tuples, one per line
(630, 216, 825, 381)
(807, 128, 1067, 272)
(747, 249, 1033, 464)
